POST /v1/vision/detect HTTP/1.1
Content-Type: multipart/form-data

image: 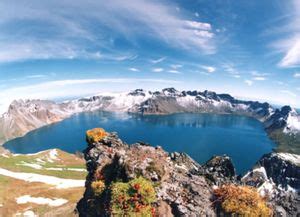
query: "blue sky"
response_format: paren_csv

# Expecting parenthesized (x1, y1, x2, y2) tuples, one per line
(0, 0, 299, 112)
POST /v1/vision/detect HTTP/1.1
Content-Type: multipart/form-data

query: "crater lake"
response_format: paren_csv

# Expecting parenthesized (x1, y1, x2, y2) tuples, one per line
(4, 112, 275, 174)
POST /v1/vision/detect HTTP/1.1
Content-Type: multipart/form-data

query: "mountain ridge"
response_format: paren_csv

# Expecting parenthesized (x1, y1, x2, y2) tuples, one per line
(0, 88, 299, 154)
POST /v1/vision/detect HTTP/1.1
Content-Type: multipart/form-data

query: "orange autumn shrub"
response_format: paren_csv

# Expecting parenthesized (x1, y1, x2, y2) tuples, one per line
(213, 185, 272, 216)
(86, 128, 108, 144)
(91, 180, 106, 196)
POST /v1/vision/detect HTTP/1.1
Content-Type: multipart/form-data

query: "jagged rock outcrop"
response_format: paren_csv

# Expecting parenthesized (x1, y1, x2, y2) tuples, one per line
(76, 129, 300, 216)
(77, 132, 218, 216)
(200, 155, 237, 185)
(242, 152, 300, 216)
(0, 100, 72, 144)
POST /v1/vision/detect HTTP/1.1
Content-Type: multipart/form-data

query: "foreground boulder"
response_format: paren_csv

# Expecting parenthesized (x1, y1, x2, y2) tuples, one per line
(77, 129, 300, 216)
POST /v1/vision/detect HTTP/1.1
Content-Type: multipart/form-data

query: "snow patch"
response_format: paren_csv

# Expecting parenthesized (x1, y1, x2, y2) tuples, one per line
(258, 180, 275, 197)
(16, 210, 36, 217)
(16, 162, 43, 169)
(276, 153, 300, 165)
(16, 195, 68, 207)
(284, 112, 300, 133)
(252, 166, 268, 179)
(0, 168, 85, 189)
(47, 149, 59, 162)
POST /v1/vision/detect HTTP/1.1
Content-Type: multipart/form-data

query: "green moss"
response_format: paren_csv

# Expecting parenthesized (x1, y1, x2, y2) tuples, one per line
(110, 177, 156, 216)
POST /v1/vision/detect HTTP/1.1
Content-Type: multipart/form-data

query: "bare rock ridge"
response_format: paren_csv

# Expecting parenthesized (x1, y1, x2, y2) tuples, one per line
(0, 88, 299, 154)
(76, 129, 300, 216)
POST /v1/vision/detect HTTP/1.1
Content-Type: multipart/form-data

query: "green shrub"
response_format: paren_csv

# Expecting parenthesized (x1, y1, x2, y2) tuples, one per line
(110, 177, 156, 216)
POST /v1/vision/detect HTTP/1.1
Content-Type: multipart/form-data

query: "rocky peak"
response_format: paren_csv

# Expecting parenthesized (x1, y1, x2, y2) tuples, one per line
(162, 87, 181, 97)
(128, 89, 147, 97)
(202, 90, 220, 101)
(201, 155, 236, 185)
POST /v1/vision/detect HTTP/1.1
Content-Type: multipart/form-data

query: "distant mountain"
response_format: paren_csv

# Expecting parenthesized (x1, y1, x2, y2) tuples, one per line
(0, 88, 299, 153)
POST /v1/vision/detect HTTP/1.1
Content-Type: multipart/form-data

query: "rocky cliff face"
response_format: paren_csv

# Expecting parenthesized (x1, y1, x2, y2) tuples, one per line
(0, 99, 73, 144)
(242, 152, 300, 216)
(77, 129, 300, 216)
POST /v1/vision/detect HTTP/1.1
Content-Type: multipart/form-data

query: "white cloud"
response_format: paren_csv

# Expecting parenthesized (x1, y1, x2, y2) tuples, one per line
(168, 70, 181, 74)
(272, 1, 300, 68)
(129, 68, 140, 72)
(194, 12, 199, 17)
(278, 37, 300, 67)
(152, 68, 164, 72)
(26, 74, 47, 79)
(245, 80, 253, 86)
(185, 21, 211, 31)
(150, 57, 166, 64)
(200, 65, 216, 73)
(0, 0, 216, 63)
(253, 76, 266, 81)
(294, 72, 300, 78)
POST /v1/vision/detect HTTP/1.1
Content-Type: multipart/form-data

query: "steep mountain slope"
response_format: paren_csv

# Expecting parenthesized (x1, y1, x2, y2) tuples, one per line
(0, 100, 73, 144)
(1, 88, 299, 154)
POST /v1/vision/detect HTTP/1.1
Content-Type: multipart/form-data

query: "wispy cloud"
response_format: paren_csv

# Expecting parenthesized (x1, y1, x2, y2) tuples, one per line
(152, 68, 164, 72)
(128, 68, 140, 72)
(0, 0, 216, 63)
(168, 70, 181, 74)
(199, 65, 216, 73)
(253, 76, 266, 81)
(150, 57, 166, 64)
(294, 72, 300, 78)
(26, 74, 47, 79)
(270, 0, 300, 68)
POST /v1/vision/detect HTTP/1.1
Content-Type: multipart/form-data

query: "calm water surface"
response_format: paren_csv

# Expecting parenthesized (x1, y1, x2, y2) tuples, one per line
(4, 112, 275, 174)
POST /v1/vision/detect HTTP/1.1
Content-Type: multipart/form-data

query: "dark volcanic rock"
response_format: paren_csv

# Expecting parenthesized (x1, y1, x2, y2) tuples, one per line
(201, 155, 237, 185)
(242, 152, 300, 216)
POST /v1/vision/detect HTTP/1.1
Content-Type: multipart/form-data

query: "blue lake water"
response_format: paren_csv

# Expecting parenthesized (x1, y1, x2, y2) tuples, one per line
(4, 112, 275, 174)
